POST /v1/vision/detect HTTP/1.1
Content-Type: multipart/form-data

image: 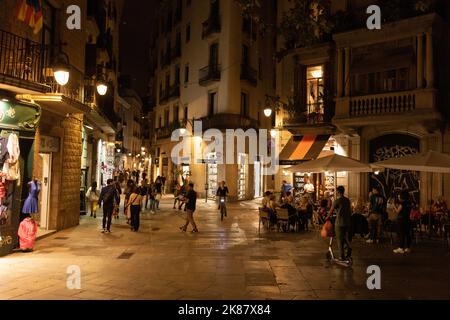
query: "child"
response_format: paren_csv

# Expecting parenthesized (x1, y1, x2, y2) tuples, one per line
(18, 216, 38, 252)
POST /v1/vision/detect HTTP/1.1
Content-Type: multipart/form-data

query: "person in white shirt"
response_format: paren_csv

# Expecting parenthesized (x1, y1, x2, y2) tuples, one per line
(86, 181, 100, 218)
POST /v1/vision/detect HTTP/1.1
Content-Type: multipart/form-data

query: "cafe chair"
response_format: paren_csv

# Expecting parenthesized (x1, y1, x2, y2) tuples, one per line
(258, 208, 270, 234)
(276, 208, 289, 232)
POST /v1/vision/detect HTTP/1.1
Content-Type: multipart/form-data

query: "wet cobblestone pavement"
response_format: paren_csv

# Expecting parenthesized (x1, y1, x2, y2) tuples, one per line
(1, 197, 449, 300)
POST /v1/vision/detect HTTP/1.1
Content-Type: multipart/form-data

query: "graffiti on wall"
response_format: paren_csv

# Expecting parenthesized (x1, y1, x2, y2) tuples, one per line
(369, 134, 420, 204)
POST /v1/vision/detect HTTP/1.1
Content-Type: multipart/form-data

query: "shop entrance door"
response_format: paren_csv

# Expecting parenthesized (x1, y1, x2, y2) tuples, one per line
(254, 161, 262, 198)
(39, 153, 52, 230)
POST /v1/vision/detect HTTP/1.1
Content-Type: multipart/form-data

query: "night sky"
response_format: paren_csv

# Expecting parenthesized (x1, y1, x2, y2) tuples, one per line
(119, 0, 158, 98)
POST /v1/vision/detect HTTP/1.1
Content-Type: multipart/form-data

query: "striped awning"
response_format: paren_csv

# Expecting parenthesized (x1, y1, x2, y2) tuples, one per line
(279, 135, 330, 165)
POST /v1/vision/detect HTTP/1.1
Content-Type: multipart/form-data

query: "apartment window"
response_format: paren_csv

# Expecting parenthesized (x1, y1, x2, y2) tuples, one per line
(208, 91, 218, 116)
(211, 0, 220, 17)
(176, 31, 181, 48)
(184, 64, 190, 84)
(186, 23, 191, 43)
(242, 45, 249, 65)
(209, 42, 219, 66)
(174, 104, 180, 123)
(165, 73, 170, 92)
(258, 57, 263, 80)
(175, 65, 181, 85)
(352, 68, 411, 95)
(184, 104, 188, 119)
(306, 65, 325, 121)
(240, 92, 249, 117)
(164, 109, 170, 127)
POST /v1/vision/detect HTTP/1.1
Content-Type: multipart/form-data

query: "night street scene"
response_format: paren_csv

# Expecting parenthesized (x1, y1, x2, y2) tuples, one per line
(1, 0, 450, 308)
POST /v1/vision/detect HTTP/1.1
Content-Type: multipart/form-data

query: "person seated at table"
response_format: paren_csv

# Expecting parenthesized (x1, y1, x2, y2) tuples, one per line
(297, 196, 313, 231)
(280, 191, 297, 231)
(282, 191, 294, 205)
(261, 191, 272, 210)
(317, 198, 329, 225)
(323, 191, 333, 210)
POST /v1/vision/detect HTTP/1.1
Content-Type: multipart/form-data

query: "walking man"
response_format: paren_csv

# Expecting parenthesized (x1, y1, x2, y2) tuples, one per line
(180, 182, 198, 233)
(329, 186, 352, 261)
(98, 179, 120, 233)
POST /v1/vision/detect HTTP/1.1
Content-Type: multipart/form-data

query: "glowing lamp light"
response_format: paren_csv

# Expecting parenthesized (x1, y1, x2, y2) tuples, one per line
(180, 128, 187, 135)
(311, 69, 323, 79)
(53, 68, 70, 86)
(96, 82, 108, 96)
(374, 170, 380, 175)
(128, 153, 132, 157)
(270, 129, 277, 138)
(117, 149, 121, 153)
(263, 108, 273, 117)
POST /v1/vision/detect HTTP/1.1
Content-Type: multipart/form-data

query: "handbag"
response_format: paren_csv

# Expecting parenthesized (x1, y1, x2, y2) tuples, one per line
(321, 220, 335, 238)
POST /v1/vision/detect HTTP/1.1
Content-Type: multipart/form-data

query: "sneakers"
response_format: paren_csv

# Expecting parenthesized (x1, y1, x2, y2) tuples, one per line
(191, 229, 199, 233)
(179, 226, 186, 232)
(101, 229, 106, 233)
(393, 248, 405, 254)
(366, 239, 373, 244)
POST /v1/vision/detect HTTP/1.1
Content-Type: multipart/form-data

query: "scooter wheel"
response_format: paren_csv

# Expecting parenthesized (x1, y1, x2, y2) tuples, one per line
(326, 251, 332, 261)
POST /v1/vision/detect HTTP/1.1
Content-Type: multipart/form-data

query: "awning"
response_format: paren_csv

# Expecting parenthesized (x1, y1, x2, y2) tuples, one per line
(279, 134, 330, 165)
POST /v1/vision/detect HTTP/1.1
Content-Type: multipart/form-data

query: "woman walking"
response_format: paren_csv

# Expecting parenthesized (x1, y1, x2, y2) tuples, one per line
(86, 181, 100, 218)
(126, 185, 142, 232)
(393, 190, 412, 254)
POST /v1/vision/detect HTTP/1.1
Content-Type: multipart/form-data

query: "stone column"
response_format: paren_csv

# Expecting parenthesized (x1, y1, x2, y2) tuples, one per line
(344, 47, 351, 96)
(337, 48, 344, 97)
(426, 32, 434, 89)
(417, 33, 424, 88)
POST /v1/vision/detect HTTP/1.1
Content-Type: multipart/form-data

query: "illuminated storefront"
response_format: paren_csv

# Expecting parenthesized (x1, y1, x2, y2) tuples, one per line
(0, 95, 41, 257)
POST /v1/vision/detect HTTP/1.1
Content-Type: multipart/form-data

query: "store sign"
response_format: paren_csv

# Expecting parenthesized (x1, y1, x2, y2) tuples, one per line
(40, 135, 60, 153)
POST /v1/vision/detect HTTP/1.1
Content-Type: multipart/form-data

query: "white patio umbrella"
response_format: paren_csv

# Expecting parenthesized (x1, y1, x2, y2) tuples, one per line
(287, 154, 373, 173)
(286, 154, 373, 199)
(371, 150, 450, 235)
(371, 150, 450, 173)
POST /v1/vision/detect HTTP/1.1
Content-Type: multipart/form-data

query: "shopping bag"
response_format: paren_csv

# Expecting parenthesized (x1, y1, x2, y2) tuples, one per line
(321, 220, 334, 238)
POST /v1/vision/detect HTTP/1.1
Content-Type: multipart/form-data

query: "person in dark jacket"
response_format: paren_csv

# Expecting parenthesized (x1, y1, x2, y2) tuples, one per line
(328, 186, 352, 261)
(393, 190, 412, 254)
(180, 182, 198, 233)
(98, 179, 120, 233)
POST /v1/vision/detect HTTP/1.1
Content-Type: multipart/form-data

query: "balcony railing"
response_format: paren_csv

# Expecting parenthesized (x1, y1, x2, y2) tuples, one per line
(283, 110, 327, 126)
(348, 92, 416, 117)
(156, 121, 182, 140)
(240, 64, 257, 86)
(0, 29, 51, 91)
(199, 64, 221, 86)
(202, 14, 221, 39)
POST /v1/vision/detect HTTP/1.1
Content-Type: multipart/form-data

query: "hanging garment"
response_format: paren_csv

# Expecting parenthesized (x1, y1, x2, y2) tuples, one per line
(0, 205, 7, 225)
(22, 181, 40, 214)
(0, 136, 8, 166)
(0, 181, 6, 199)
(2, 133, 20, 181)
(18, 217, 38, 250)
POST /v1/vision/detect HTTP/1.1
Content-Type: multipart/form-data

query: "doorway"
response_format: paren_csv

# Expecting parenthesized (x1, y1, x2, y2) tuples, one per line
(39, 153, 52, 230)
(254, 161, 263, 198)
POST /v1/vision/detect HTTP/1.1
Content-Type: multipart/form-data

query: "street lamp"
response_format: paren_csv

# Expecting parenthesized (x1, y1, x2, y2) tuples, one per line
(264, 108, 273, 118)
(96, 80, 108, 96)
(52, 51, 70, 86)
(270, 129, 277, 138)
